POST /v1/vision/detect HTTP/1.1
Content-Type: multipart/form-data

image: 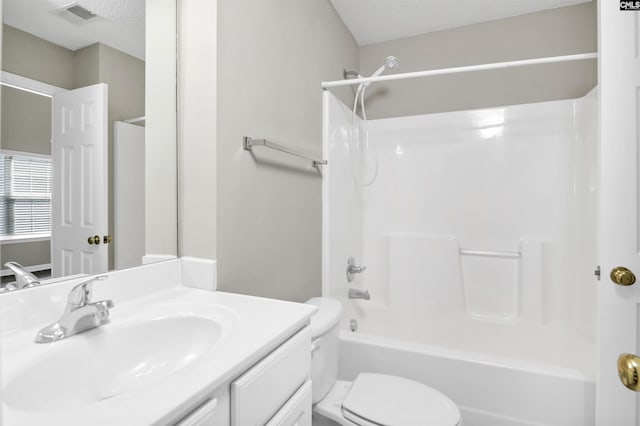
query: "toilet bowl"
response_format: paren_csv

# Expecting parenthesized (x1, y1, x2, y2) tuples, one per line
(306, 297, 461, 426)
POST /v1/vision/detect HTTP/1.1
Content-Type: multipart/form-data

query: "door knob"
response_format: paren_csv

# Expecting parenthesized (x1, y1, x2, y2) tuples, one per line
(618, 353, 640, 391)
(610, 266, 636, 286)
(87, 235, 100, 245)
(103, 235, 112, 244)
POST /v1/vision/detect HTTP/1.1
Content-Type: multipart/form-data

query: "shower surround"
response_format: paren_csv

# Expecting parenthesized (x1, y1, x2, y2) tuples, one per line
(322, 89, 597, 424)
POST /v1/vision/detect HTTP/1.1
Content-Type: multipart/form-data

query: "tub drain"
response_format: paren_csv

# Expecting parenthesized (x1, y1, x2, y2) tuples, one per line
(350, 319, 358, 332)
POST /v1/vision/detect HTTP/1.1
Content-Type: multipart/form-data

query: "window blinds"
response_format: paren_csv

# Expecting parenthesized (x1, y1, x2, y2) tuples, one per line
(0, 153, 52, 236)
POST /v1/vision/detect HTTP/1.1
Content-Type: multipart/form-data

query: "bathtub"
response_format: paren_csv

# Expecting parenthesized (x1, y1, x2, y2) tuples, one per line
(337, 331, 594, 426)
(322, 91, 598, 425)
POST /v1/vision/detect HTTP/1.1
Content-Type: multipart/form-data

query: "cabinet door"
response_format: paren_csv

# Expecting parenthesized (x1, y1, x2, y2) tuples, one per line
(231, 327, 311, 426)
(266, 380, 312, 426)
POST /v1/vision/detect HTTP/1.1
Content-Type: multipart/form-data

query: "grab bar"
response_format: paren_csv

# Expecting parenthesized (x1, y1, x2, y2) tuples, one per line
(459, 249, 520, 259)
(243, 137, 328, 168)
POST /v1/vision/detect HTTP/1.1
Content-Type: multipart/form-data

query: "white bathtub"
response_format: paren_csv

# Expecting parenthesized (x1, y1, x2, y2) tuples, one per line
(337, 331, 594, 426)
(322, 91, 598, 425)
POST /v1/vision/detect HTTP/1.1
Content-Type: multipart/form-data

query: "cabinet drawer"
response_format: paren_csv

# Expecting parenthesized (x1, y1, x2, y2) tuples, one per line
(231, 327, 311, 426)
(266, 380, 312, 426)
(175, 386, 230, 426)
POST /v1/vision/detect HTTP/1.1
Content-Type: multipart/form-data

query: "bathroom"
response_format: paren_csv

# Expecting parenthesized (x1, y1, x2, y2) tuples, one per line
(0, 0, 637, 425)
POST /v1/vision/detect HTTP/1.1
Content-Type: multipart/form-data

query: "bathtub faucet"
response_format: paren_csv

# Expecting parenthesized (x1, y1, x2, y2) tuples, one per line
(349, 288, 370, 300)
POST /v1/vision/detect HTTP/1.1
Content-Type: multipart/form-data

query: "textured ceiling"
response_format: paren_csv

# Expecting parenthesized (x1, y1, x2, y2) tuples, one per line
(330, 0, 592, 46)
(3, 0, 145, 59)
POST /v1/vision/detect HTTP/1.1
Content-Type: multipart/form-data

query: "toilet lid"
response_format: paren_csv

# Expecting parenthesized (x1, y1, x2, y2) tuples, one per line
(341, 373, 461, 426)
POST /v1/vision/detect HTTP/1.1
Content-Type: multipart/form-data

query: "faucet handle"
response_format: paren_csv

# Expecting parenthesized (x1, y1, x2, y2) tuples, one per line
(68, 275, 108, 307)
(94, 300, 115, 321)
(346, 256, 367, 282)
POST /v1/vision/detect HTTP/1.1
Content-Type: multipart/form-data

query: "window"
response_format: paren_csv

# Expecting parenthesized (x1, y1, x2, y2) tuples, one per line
(0, 151, 52, 239)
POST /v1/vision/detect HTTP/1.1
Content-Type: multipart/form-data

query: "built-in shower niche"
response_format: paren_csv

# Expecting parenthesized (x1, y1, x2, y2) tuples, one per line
(389, 235, 543, 325)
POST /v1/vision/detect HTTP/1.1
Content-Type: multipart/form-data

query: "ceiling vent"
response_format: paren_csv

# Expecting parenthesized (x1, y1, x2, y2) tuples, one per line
(65, 4, 97, 21)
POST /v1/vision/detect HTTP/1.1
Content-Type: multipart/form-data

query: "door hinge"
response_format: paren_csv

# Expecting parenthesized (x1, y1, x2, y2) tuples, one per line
(594, 265, 601, 281)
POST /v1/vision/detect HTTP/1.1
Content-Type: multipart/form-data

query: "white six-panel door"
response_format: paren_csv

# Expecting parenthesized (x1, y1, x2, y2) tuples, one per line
(51, 84, 108, 278)
(597, 3, 640, 424)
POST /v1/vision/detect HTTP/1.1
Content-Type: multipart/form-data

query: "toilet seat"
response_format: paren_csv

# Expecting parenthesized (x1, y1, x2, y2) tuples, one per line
(341, 373, 461, 426)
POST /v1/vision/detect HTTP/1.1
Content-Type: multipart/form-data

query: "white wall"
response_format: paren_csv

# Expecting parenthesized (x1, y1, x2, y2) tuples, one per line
(145, 0, 177, 258)
(178, 0, 218, 261)
(324, 90, 598, 371)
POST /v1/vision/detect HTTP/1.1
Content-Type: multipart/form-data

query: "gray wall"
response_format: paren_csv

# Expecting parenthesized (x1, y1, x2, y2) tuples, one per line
(75, 43, 145, 270)
(2, 25, 74, 89)
(99, 44, 145, 270)
(1, 25, 74, 269)
(1, 241, 50, 268)
(359, 2, 597, 118)
(215, 0, 358, 302)
(213, 1, 597, 303)
(74, 44, 99, 89)
(2, 86, 50, 154)
(1, 25, 71, 157)
(1, 26, 144, 271)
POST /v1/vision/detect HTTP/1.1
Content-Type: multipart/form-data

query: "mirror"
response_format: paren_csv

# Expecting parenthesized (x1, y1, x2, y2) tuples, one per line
(0, 0, 177, 285)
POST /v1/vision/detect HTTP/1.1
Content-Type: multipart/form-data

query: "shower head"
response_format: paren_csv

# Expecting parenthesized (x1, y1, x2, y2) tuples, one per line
(384, 56, 399, 70)
(368, 56, 400, 81)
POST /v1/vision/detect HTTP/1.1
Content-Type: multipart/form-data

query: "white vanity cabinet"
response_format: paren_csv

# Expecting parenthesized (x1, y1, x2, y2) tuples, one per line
(176, 386, 231, 426)
(175, 326, 312, 426)
(231, 326, 311, 426)
(2, 260, 318, 426)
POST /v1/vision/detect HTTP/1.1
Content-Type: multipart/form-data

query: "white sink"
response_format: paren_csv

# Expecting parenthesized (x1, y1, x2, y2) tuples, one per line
(1, 260, 316, 425)
(3, 306, 230, 411)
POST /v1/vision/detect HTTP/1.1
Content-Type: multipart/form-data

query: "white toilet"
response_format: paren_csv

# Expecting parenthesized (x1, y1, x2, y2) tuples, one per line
(306, 297, 462, 426)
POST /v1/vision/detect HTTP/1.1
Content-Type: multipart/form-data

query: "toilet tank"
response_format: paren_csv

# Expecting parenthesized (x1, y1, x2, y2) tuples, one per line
(306, 297, 343, 404)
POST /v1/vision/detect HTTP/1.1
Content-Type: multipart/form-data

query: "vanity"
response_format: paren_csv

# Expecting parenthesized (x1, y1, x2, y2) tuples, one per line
(1, 258, 317, 425)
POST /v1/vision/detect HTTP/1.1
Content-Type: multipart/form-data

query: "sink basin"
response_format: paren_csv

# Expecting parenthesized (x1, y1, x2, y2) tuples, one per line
(4, 316, 223, 411)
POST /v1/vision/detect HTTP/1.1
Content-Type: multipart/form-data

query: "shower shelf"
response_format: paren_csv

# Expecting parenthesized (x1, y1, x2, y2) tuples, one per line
(459, 248, 520, 259)
(243, 136, 327, 168)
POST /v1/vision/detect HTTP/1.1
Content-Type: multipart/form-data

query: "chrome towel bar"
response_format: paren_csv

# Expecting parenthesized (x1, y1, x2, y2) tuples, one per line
(243, 137, 327, 167)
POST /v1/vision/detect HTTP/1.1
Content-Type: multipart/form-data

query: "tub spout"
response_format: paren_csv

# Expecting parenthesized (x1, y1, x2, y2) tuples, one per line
(349, 288, 370, 300)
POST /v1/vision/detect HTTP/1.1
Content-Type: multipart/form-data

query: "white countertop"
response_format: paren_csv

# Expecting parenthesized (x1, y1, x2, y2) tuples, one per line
(1, 259, 316, 425)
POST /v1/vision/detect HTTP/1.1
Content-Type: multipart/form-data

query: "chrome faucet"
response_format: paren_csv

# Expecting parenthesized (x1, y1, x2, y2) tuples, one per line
(346, 256, 367, 282)
(348, 288, 371, 300)
(4, 261, 39, 289)
(35, 275, 114, 343)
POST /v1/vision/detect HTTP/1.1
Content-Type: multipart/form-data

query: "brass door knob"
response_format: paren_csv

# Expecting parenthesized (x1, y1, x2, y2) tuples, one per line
(103, 235, 112, 244)
(87, 235, 101, 245)
(611, 266, 636, 286)
(618, 353, 640, 391)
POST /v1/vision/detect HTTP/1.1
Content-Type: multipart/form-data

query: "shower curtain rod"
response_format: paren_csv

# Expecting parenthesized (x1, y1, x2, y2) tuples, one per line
(321, 52, 597, 89)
